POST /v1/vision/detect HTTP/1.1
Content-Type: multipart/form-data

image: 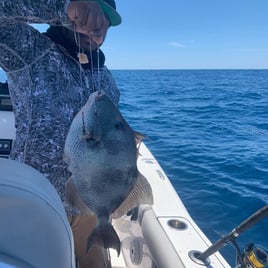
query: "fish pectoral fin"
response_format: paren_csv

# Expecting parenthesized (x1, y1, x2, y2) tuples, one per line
(87, 223, 121, 256)
(65, 178, 93, 215)
(112, 173, 154, 219)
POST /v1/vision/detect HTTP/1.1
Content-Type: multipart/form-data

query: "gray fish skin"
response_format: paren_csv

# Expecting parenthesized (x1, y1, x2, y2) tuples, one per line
(64, 90, 153, 255)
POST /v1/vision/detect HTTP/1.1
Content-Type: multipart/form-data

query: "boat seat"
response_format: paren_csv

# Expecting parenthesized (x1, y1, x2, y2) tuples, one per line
(0, 158, 75, 268)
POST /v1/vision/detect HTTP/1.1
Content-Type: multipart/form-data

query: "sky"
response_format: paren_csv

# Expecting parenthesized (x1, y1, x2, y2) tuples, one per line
(102, 0, 268, 69)
(1, 0, 268, 70)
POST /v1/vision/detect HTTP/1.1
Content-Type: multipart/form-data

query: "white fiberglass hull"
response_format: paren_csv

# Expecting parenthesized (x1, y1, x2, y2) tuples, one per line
(110, 142, 231, 268)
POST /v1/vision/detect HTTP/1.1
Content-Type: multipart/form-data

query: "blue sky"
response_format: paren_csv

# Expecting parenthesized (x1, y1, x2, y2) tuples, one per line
(1, 0, 268, 70)
(103, 0, 268, 69)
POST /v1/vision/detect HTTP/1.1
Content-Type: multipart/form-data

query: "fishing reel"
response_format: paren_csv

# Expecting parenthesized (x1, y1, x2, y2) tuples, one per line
(195, 205, 268, 268)
(237, 243, 268, 268)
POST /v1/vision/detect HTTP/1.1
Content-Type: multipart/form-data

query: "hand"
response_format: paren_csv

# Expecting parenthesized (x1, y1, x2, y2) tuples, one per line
(67, 1, 110, 46)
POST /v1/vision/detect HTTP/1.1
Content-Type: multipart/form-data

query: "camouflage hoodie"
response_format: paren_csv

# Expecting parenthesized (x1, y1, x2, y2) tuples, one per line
(0, 0, 120, 213)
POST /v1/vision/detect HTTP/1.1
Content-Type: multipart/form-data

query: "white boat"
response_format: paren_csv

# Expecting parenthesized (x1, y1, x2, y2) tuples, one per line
(1, 84, 267, 268)
(110, 141, 231, 268)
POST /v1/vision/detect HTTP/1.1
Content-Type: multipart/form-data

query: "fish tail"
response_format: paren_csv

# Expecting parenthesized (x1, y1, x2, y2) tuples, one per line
(87, 223, 121, 256)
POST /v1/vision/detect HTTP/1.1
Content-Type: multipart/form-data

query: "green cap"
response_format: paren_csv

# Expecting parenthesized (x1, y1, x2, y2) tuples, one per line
(85, 0, 122, 26)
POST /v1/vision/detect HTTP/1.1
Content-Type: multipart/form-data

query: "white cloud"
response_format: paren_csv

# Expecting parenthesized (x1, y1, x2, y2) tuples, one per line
(168, 42, 185, 48)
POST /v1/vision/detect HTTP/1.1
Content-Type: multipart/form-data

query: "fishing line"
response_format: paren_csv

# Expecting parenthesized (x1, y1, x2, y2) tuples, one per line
(82, 111, 86, 135)
(88, 38, 96, 93)
(87, 36, 98, 116)
(88, 35, 101, 93)
(73, 11, 101, 125)
(73, 25, 85, 109)
(96, 45, 100, 92)
(71, 7, 101, 102)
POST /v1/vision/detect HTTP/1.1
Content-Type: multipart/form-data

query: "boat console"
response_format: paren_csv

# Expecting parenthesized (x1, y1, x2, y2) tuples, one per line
(0, 82, 14, 158)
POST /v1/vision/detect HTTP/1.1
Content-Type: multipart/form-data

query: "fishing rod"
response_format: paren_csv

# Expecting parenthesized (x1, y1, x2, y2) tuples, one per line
(197, 205, 268, 267)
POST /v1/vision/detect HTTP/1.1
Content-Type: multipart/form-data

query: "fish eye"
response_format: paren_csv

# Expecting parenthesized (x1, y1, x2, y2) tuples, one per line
(114, 121, 124, 130)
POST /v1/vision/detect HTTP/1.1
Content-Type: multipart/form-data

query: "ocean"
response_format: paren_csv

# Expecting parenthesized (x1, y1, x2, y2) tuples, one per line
(111, 69, 268, 265)
(1, 69, 268, 266)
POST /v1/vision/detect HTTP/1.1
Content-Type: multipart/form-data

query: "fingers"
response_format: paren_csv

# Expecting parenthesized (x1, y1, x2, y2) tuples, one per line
(67, 1, 109, 45)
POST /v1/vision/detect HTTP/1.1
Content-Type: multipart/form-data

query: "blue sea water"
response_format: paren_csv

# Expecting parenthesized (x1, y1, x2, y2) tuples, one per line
(112, 69, 268, 266)
(1, 69, 267, 265)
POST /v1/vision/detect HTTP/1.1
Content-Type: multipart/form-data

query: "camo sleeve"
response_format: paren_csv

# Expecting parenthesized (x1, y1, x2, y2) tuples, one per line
(0, 0, 70, 25)
(0, 22, 53, 73)
(0, 0, 72, 73)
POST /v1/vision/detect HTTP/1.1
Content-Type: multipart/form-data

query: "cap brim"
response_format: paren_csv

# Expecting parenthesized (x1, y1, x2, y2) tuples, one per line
(98, 0, 122, 26)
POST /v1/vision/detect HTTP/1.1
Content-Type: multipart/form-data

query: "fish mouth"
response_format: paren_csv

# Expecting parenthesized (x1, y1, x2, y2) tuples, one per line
(84, 133, 101, 142)
(83, 132, 103, 151)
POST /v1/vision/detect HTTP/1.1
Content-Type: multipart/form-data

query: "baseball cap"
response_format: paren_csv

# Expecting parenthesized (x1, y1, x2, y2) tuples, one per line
(84, 0, 122, 26)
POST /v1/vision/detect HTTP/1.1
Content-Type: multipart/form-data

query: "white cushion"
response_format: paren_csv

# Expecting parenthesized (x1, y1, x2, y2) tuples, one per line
(0, 159, 75, 268)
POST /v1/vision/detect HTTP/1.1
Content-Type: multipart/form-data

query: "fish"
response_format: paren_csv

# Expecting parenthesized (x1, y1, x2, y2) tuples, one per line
(64, 90, 153, 255)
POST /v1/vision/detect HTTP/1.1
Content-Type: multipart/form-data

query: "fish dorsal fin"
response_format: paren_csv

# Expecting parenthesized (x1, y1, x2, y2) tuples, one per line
(65, 178, 93, 215)
(112, 173, 153, 219)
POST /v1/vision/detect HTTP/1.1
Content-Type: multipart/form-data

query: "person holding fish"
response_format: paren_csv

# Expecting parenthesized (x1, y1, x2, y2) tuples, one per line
(0, 0, 122, 267)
